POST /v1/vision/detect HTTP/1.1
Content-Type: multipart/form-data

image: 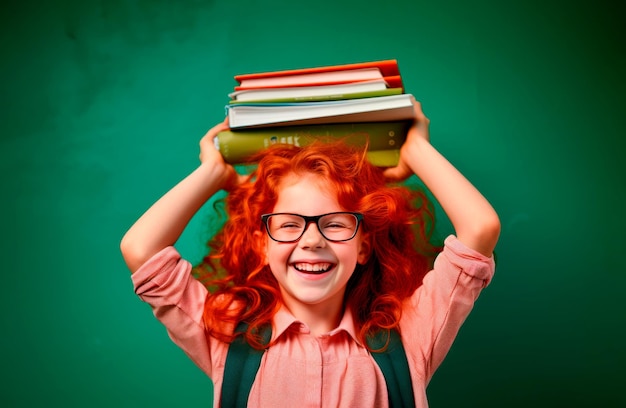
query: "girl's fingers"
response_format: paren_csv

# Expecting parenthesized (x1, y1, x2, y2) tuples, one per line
(382, 163, 411, 182)
(205, 121, 229, 139)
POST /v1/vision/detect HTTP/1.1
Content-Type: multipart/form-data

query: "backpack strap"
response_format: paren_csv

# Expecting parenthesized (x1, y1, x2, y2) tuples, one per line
(367, 329, 416, 408)
(221, 324, 415, 408)
(220, 322, 270, 408)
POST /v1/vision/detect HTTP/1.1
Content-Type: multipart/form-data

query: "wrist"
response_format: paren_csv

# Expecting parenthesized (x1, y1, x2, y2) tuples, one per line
(197, 161, 234, 193)
(403, 136, 430, 158)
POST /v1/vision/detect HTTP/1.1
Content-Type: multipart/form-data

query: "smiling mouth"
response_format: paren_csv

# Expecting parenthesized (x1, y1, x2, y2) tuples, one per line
(292, 263, 334, 274)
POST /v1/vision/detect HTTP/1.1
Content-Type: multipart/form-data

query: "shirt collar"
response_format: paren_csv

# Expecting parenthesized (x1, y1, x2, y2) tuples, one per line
(271, 304, 362, 346)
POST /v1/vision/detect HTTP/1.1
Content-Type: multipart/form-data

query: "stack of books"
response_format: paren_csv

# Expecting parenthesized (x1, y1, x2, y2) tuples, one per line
(214, 60, 416, 167)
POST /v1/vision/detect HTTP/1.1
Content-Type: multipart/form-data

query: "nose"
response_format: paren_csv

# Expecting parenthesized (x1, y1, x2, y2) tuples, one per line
(298, 222, 326, 248)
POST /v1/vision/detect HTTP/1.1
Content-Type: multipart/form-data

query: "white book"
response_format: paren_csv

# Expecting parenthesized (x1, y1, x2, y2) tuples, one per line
(226, 94, 416, 129)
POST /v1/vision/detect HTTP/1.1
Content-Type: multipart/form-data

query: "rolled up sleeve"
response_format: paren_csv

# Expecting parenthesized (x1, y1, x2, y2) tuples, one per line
(402, 235, 496, 383)
(131, 246, 214, 377)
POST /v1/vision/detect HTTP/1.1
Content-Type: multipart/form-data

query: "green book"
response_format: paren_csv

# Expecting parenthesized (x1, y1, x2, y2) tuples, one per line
(228, 88, 403, 104)
(215, 121, 410, 165)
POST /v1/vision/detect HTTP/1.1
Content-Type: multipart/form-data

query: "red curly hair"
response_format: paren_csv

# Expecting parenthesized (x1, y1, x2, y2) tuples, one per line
(195, 140, 440, 350)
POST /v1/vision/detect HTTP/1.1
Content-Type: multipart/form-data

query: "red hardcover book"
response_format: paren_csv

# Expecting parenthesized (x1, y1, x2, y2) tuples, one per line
(233, 60, 404, 91)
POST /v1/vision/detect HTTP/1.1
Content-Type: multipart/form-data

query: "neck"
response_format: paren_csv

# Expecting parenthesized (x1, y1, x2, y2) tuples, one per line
(281, 296, 345, 336)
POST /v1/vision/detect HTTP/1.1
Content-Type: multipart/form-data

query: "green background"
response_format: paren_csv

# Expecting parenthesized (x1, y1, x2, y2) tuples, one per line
(1, 0, 624, 406)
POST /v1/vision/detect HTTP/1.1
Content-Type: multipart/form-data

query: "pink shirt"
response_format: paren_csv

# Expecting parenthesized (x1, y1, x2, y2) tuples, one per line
(132, 235, 495, 407)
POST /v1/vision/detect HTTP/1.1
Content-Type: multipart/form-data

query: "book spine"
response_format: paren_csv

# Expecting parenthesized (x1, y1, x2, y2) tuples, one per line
(214, 122, 410, 164)
(366, 149, 401, 167)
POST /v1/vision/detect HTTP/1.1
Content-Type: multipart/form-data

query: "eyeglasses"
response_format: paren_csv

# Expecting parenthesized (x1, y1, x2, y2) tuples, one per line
(261, 212, 364, 243)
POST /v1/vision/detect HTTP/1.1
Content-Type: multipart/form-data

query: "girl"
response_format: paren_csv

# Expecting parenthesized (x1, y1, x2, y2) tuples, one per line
(121, 99, 500, 407)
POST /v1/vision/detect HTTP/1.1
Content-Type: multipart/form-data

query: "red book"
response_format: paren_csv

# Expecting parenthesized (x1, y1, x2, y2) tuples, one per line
(234, 60, 404, 91)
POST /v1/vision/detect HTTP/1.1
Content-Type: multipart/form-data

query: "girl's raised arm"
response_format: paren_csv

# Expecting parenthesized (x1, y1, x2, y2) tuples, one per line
(120, 120, 246, 273)
(384, 99, 500, 256)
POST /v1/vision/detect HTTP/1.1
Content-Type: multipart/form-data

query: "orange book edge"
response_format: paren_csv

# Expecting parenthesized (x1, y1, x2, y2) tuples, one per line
(234, 60, 401, 83)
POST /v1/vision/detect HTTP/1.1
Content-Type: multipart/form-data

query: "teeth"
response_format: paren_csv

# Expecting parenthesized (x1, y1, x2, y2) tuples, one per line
(294, 263, 332, 273)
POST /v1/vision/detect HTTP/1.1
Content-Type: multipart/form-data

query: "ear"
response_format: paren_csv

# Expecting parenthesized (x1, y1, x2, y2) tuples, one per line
(357, 233, 371, 265)
(253, 230, 269, 265)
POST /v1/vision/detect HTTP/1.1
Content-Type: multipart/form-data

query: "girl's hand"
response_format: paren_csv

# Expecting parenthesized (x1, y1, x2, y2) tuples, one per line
(121, 119, 250, 272)
(383, 97, 430, 182)
(199, 119, 247, 191)
(382, 97, 500, 256)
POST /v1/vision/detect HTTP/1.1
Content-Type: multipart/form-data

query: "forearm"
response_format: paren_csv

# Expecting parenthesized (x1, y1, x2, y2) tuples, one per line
(120, 163, 229, 273)
(405, 139, 500, 256)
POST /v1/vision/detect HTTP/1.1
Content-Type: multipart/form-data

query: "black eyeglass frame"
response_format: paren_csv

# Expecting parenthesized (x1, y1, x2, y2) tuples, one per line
(260, 212, 364, 243)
